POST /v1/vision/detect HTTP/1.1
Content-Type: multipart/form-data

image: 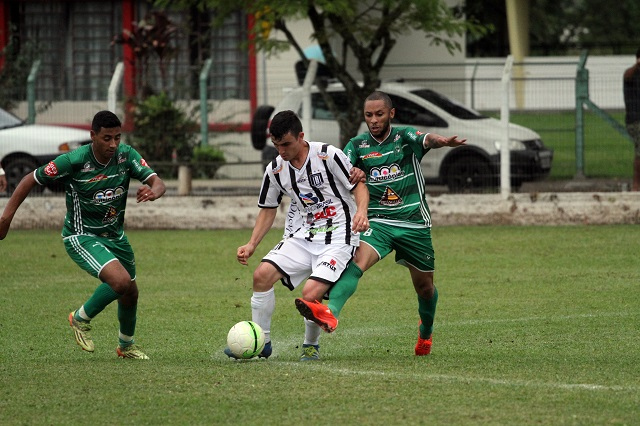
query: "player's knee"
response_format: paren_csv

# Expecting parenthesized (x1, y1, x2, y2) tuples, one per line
(252, 272, 274, 292)
(108, 275, 133, 295)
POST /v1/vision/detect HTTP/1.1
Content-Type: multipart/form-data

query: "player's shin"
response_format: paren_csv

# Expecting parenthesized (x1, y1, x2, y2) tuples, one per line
(82, 282, 122, 318)
(327, 261, 363, 318)
(417, 286, 438, 338)
(117, 301, 137, 343)
(251, 287, 275, 343)
(303, 318, 321, 346)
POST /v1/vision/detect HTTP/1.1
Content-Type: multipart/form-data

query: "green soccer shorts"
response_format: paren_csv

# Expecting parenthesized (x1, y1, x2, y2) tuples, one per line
(63, 234, 136, 280)
(360, 221, 435, 272)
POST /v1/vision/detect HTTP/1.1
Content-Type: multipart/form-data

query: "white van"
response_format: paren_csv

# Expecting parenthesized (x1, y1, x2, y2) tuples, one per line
(251, 81, 553, 192)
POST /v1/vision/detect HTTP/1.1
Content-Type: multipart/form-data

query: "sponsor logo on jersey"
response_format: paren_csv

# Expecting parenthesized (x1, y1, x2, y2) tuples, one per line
(379, 186, 403, 206)
(81, 162, 95, 172)
(358, 141, 370, 148)
(309, 172, 324, 188)
(140, 158, 149, 167)
(407, 132, 417, 141)
(317, 152, 329, 161)
(370, 163, 403, 182)
(416, 130, 424, 136)
(394, 134, 401, 142)
(299, 192, 319, 206)
(88, 174, 108, 183)
(313, 205, 336, 221)
(363, 152, 383, 160)
(94, 186, 125, 203)
(44, 161, 58, 176)
(310, 225, 340, 235)
(273, 164, 284, 174)
(117, 154, 126, 164)
(102, 206, 119, 224)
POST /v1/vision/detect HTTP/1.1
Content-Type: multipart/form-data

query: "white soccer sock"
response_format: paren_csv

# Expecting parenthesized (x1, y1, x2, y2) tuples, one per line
(303, 318, 321, 346)
(77, 306, 92, 321)
(251, 287, 275, 343)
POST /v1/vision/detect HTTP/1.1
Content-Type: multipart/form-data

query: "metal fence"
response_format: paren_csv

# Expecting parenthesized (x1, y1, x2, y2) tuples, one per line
(5, 54, 637, 197)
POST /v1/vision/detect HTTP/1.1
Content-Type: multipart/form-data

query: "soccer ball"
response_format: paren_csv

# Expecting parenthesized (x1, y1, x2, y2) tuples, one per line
(226, 320, 266, 359)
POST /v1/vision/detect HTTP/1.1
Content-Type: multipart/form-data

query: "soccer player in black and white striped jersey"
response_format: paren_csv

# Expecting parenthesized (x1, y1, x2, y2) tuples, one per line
(224, 110, 369, 361)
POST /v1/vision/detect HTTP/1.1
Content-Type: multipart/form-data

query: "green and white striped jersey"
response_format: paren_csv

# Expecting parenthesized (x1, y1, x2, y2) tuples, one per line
(344, 126, 432, 227)
(34, 143, 156, 239)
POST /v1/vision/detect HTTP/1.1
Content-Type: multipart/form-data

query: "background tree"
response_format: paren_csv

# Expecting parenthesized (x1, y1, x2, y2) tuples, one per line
(156, 0, 487, 147)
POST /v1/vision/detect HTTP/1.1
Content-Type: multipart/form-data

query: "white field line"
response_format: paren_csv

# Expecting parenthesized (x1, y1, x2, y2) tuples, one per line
(282, 363, 639, 393)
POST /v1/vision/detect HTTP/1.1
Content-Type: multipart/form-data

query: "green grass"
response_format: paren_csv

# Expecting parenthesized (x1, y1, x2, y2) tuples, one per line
(1, 227, 638, 425)
(506, 110, 633, 179)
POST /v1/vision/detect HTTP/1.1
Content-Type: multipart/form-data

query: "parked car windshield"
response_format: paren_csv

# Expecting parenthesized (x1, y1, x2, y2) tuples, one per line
(410, 89, 486, 120)
(0, 108, 24, 130)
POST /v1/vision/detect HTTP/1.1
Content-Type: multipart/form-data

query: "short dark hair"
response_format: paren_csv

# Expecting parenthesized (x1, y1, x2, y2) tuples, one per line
(269, 110, 303, 141)
(91, 110, 121, 133)
(636, 48, 640, 59)
(365, 91, 393, 109)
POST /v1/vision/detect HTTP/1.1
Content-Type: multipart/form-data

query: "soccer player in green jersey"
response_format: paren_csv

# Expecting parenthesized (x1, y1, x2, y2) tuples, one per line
(295, 90, 466, 356)
(0, 110, 166, 359)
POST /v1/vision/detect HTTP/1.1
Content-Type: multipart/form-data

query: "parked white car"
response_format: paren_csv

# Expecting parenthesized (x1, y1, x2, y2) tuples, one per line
(250, 81, 553, 192)
(0, 108, 91, 193)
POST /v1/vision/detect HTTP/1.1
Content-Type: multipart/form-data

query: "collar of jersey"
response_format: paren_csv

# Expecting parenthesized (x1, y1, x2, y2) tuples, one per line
(90, 144, 112, 168)
(369, 125, 394, 145)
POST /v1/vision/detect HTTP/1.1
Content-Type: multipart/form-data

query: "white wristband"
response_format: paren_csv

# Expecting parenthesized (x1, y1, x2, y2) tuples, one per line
(0, 167, 5, 176)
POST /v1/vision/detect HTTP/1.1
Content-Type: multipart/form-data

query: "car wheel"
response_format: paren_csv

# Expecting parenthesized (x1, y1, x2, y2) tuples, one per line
(446, 156, 494, 193)
(4, 156, 43, 194)
(251, 105, 275, 150)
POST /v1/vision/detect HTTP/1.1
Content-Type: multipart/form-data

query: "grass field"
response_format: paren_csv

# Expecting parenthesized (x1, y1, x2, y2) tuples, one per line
(1, 227, 638, 425)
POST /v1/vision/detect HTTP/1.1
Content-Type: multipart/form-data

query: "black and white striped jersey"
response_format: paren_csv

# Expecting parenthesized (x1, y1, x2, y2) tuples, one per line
(258, 141, 359, 246)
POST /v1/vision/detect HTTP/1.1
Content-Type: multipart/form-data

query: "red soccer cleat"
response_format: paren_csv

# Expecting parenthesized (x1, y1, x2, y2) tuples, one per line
(295, 298, 338, 333)
(415, 334, 433, 356)
(415, 321, 432, 356)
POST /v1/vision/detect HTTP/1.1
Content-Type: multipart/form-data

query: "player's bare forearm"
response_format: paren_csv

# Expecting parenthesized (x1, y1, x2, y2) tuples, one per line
(424, 133, 467, 149)
(137, 175, 166, 203)
(349, 167, 365, 185)
(351, 182, 369, 232)
(0, 173, 37, 240)
(237, 208, 277, 265)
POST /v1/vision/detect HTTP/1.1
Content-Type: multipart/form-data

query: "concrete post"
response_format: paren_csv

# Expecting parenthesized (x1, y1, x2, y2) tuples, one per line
(178, 165, 192, 196)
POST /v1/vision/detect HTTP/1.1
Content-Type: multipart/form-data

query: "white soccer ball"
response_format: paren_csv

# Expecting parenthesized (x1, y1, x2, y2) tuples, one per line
(226, 320, 266, 359)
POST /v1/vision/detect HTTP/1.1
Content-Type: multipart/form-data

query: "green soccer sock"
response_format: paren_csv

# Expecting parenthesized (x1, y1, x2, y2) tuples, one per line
(418, 286, 438, 339)
(328, 262, 363, 318)
(81, 282, 122, 319)
(117, 301, 138, 339)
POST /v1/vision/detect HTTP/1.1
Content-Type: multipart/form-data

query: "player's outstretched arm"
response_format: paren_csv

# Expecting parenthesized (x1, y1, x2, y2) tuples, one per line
(424, 133, 467, 149)
(0, 172, 38, 240)
(237, 208, 278, 265)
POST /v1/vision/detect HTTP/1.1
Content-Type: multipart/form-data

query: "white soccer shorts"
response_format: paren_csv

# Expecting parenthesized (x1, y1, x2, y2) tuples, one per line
(262, 237, 356, 290)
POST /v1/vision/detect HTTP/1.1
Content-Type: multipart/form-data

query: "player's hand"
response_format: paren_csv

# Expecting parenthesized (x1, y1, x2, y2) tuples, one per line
(237, 243, 256, 265)
(351, 212, 369, 233)
(136, 185, 156, 203)
(349, 167, 366, 185)
(438, 134, 467, 147)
